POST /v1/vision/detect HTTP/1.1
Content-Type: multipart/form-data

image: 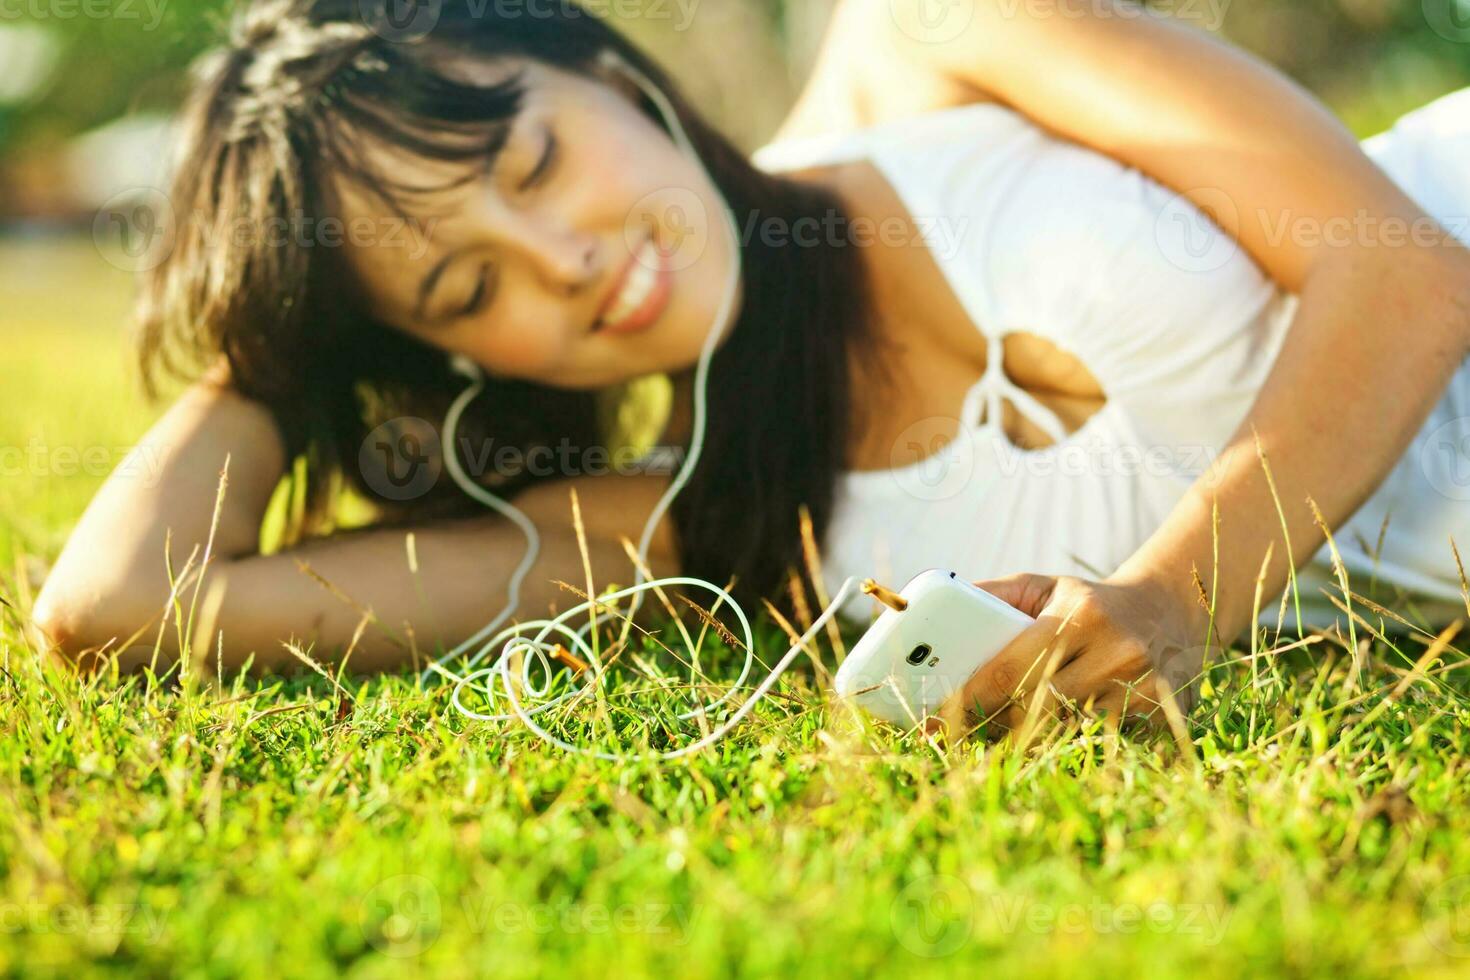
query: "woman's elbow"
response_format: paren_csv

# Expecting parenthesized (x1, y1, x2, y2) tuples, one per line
(30, 576, 150, 670)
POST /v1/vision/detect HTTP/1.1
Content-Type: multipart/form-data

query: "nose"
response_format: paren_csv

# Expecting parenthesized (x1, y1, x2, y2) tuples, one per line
(517, 221, 604, 296)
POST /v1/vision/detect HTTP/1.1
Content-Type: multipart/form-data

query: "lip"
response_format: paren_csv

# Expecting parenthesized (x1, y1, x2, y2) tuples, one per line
(592, 237, 673, 337)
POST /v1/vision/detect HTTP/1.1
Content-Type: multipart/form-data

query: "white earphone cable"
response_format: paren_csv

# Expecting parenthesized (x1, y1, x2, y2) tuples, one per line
(424, 51, 853, 761)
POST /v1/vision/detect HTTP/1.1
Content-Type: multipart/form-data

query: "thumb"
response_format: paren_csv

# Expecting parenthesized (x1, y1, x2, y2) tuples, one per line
(973, 573, 1057, 619)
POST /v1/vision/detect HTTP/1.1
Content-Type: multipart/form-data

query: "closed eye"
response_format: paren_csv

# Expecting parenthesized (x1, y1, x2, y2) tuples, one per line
(517, 126, 558, 192)
(459, 262, 495, 318)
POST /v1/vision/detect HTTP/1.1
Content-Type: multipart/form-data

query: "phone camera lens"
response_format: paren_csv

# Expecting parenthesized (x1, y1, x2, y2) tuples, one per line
(906, 643, 932, 666)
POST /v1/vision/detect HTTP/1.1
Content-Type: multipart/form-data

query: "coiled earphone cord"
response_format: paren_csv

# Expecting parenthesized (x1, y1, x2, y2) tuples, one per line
(421, 51, 859, 761)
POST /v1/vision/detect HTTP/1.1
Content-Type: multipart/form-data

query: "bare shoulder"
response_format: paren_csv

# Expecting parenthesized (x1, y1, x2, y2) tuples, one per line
(767, 0, 995, 146)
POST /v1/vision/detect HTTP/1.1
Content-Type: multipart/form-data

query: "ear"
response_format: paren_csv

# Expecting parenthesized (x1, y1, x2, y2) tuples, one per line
(590, 49, 644, 104)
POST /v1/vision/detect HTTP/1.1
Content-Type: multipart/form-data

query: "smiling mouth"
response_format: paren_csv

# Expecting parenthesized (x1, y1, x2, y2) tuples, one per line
(592, 236, 673, 337)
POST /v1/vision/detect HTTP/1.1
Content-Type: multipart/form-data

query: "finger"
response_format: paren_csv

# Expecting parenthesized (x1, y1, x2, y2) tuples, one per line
(1088, 683, 1166, 731)
(946, 615, 1079, 727)
(973, 574, 1057, 619)
(1049, 645, 1153, 712)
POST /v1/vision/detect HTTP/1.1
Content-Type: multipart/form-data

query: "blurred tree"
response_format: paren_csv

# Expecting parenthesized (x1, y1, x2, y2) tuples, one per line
(2, 0, 1468, 214)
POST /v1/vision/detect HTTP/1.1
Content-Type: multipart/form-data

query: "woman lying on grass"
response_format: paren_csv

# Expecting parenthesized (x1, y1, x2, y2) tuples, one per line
(33, 0, 1470, 732)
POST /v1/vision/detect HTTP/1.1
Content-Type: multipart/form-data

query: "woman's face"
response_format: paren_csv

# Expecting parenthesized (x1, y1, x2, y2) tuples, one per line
(335, 56, 740, 389)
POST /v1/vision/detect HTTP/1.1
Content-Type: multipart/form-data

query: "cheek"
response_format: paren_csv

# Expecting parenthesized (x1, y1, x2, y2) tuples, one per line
(459, 312, 573, 381)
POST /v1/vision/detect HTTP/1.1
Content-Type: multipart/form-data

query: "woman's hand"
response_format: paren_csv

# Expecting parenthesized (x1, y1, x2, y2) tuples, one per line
(934, 573, 1211, 738)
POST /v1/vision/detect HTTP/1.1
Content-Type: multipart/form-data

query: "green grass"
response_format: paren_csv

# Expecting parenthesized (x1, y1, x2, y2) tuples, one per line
(4, 238, 1470, 978)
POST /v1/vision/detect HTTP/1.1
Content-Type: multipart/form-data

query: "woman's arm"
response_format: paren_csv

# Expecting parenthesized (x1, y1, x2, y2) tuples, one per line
(32, 379, 677, 673)
(843, 0, 1470, 727)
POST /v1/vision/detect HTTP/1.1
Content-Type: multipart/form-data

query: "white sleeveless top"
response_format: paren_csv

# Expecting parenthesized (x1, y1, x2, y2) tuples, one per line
(751, 88, 1470, 630)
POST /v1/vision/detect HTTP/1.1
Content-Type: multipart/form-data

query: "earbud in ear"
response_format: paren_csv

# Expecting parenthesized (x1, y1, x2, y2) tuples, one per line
(595, 48, 657, 105)
(450, 354, 483, 381)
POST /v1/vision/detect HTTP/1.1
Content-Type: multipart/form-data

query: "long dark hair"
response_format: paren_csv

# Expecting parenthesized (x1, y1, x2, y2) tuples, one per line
(137, 0, 880, 610)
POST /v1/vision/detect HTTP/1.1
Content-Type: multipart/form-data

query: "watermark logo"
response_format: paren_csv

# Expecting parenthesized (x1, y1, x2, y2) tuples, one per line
(360, 874, 442, 958)
(360, 417, 442, 501)
(92, 188, 438, 272)
(359, 0, 442, 41)
(1419, 416, 1470, 501)
(92, 187, 176, 274)
(358, 417, 688, 502)
(0, 0, 170, 30)
(886, 417, 977, 502)
(992, 0, 1230, 31)
(1423, 875, 1470, 956)
(1153, 186, 1240, 274)
(891, 0, 976, 45)
(2, 438, 169, 487)
(626, 186, 709, 273)
(0, 901, 168, 947)
(1425, 0, 1470, 43)
(892, 875, 974, 957)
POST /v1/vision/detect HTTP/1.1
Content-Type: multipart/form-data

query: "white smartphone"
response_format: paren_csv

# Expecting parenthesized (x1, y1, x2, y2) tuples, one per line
(833, 569, 1036, 726)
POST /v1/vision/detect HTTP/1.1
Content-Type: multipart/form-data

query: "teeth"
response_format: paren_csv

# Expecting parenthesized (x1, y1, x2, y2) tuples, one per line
(603, 240, 662, 328)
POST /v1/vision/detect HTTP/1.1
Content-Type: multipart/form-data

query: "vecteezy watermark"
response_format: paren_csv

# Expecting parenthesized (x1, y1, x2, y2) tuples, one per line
(360, 875, 442, 958)
(1424, 874, 1470, 957)
(0, 439, 169, 487)
(1153, 186, 1243, 274)
(359, 416, 687, 502)
(993, 0, 1230, 30)
(624, 188, 973, 274)
(1153, 186, 1470, 275)
(987, 434, 1230, 485)
(1425, 0, 1470, 43)
(92, 187, 439, 274)
(360, 417, 444, 502)
(0, 0, 168, 30)
(890, 876, 1231, 957)
(734, 210, 971, 261)
(889, 0, 976, 45)
(883, 415, 1232, 503)
(981, 894, 1232, 944)
(0, 901, 168, 946)
(626, 186, 711, 274)
(358, 875, 700, 958)
(891, 0, 1230, 45)
(1419, 416, 1470, 502)
(892, 875, 974, 957)
(457, 895, 699, 941)
(358, 0, 442, 42)
(357, 0, 702, 43)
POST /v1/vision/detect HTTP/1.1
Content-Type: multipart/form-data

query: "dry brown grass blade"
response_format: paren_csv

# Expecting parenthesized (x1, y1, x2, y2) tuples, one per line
(786, 567, 815, 636)
(187, 578, 228, 688)
(1251, 426, 1304, 644)
(1349, 620, 1463, 732)
(798, 505, 845, 663)
(279, 639, 352, 702)
(292, 558, 407, 655)
(568, 487, 600, 661)
(615, 534, 699, 660)
(676, 594, 744, 651)
(180, 457, 231, 689)
(1011, 634, 1075, 755)
(1307, 494, 1360, 691)
(1154, 677, 1198, 768)
(1190, 563, 1227, 653)
(1391, 620, 1462, 699)
(1450, 537, 1470, 621)
(761, 597, 832, 685)
(337, 610, 374, 680)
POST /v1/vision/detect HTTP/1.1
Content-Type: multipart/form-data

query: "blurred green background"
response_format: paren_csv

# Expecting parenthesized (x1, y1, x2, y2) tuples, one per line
(3, 0, 1470, 220)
